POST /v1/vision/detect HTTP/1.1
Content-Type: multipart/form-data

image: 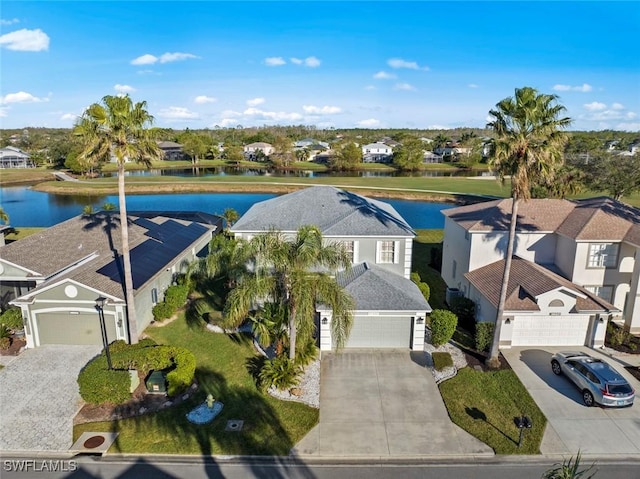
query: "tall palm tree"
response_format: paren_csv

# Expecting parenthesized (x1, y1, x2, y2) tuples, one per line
(225, 225, 354, 361)
(74, 95, 162, 344)
(485, 87, 571, 368)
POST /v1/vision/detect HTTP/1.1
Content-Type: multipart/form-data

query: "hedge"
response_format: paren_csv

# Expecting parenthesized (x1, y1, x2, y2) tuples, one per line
(475, 322, 494, 352)
(164, 284, 189, 308)
(430, 309, 458, 347)
(0, 308, 23, 331)
(152, 302, 175, 322)
(77, 340, 196, 404)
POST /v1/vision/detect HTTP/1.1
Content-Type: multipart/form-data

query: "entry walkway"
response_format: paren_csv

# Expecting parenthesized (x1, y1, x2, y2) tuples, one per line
(0, 345, 100, 452)
(294, 351, 493, 458)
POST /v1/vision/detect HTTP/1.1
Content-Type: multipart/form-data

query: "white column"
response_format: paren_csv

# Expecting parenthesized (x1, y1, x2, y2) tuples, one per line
(319, 311, 333, 351)
(411, 313, 426, 350)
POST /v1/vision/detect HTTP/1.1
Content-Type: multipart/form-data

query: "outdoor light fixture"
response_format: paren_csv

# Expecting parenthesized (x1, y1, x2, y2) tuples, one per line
(514, 414, 532, 448)
(94, 296, 112, 370)
(321, 317, 328, 325)
(416, 316, 424, 324)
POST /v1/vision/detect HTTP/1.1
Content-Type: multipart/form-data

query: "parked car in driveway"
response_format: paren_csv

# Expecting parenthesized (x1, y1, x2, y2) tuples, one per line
(551, 351, 635, 407)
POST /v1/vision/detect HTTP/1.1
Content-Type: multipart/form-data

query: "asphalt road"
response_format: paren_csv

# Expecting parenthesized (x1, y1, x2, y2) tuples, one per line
(2, 456, 639, 479)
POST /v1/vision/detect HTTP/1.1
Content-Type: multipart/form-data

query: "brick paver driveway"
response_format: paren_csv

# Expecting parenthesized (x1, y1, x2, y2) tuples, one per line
(0, 345, 100, 452)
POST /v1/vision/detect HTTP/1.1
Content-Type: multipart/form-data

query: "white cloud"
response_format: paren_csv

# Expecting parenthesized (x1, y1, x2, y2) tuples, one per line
(114, 84, 135, 93)
(290, 56, 321, 67)
(373, 71, 396, 80)
(242, 107, 303, 122)
(612, 102, 625, 110)
(552, 83, 592, 92)
(131, 52, 198, 65)
(264, 56, 286, 66)
(0, 91, 48, 104)
(60, 113, 77, 121)
(220, 109, 242, 118)
(584, 101, 607, 111)
(394, 82, 416, 91)
(616, 122, 640, 131)
(428, 124, 454, 130)
(303, 105, 342, 115)
(582, 108, 637, 122)
(365, 85, 376, 90)
(194, 95, 217, 104)
(246, 97, 265, 107)
(0, 18, 19, 26)
(0, 107, 8, 117)
(468, 83, 479, 88)
(219, 118, 241, 127)
(131, 54, 158, 65)
(0, 28, 49, 51)
(157, 106, 199, 120)
(357, 118, 380, 127)
(387, 58, 428, 71)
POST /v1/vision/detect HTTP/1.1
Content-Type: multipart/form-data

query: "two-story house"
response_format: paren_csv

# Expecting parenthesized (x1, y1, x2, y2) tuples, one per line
(442, 197, 639, 348)
(362, 142, 393, 163)
(1, 212, 221, 348)
(157, 140, 185, 160)
(230, 186, 431, 351)
(244, 142, 275, 160)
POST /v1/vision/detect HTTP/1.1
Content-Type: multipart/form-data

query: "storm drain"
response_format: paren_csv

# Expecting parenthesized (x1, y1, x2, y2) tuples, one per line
(225, 420, 244, 431)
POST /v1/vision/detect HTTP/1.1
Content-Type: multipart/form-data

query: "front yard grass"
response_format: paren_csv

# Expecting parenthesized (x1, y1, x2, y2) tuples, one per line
(73, 314, 318, 455)
(439, 368, 546, 454)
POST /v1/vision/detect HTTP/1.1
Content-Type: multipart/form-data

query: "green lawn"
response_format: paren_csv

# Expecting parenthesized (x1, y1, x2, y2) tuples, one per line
(3, 227, 44, 242)
(73, 315, 318, 455)
(439, 368, 546, 454)
(412, 229, 446, 310)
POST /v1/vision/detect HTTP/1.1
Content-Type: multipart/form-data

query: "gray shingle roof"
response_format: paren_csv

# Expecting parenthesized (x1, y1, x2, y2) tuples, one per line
(2, 212, 219, 300)
(465, 257, 619, 313)
(231, 186, 414, 237)
(336, 262, 431, 311)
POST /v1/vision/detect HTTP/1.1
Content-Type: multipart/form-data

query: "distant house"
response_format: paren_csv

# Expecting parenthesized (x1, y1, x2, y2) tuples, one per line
(244, 142, 274, 160)
(294, 138, 330, 150)
(423, 151, 444, 164)
(2, 212, 221, 348)
(434, 142, 470, 158)
(0, 146, 34, 168)
(362, 143, 393, 163)
(157, 141, 185, 161)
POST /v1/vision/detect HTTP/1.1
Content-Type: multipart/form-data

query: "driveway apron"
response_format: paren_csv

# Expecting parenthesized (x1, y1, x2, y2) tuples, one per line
(0, 345, 101, 453)
(503, 347, 640, 457)
(294, 350, 492, 458)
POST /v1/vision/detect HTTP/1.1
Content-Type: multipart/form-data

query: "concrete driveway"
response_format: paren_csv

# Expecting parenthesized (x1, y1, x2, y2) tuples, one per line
(0, 345, 101, 453)
(294, 350, 492, 458)
(503, 347, 640, 457)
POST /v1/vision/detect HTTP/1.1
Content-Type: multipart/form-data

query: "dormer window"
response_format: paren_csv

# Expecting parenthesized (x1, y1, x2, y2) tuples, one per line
(587, 243, 619, 268)
(549, 299, 564, 308)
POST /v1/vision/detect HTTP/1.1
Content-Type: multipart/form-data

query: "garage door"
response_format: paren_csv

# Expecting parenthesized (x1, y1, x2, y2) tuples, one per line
(37, 312, 117, 345)
(342, 315, 412, 348)
(511, 315, 589, 346)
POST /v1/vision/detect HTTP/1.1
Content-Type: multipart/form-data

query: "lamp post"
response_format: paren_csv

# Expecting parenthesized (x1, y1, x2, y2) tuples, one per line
(95, 296, 112, 370)
(515, 414, 532, 448)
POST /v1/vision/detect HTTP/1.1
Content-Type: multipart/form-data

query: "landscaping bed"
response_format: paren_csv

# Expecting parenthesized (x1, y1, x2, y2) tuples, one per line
(605, 321, 640, 354)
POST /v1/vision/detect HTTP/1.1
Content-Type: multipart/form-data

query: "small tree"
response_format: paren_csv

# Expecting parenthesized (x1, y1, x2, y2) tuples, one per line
(430, 309, 458, 347)
(542, 452, 597, 479)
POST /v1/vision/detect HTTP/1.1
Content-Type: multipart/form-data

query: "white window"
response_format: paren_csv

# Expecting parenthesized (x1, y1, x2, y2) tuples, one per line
(587, 243, 619, 268)
(584, 285, 614, 303)
(377, 240, 396, 264)
(343, 240, 358, 263)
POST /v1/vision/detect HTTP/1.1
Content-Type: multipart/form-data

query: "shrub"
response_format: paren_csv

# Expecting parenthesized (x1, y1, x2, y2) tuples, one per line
(430, 309, 458, 347)
(607, 321, 626, 347)
(258, 356, 302, 391)
(294, 338, 318, 367)
(164, 284, 189, 309)
(0, 337, 10, 350)
(450, 297, 476, 332)
(0, 308, 23, 331)
(166, 348, 196, 396)
(475, 321, 494, 352)
(410, 272, 421, 284)
(77, 356, 131, 404)
(432, 351, 453, 371)
(152, 302, 175, 322)
(411, 271, 431, 301)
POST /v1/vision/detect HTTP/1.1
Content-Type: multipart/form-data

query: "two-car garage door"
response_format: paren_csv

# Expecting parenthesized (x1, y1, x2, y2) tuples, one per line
(510, 315, 589, 346)
(342, 315, 412, 348)
(36, 312, 117, 346)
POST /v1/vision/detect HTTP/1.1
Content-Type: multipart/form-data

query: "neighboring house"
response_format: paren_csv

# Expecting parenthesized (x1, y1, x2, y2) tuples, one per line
(0, 146, 34, 168)
(157, 140, 185, 160)
(423, 151, 444, 164)
(230, 186, 431, 351)
(294, 138, 330, 150)
(1, 212, 221, 348)
(442, 197, 640, 347)
(362, 143, 393, 163)
(244, 142, 275, 160)
(434, 143, 471, 157)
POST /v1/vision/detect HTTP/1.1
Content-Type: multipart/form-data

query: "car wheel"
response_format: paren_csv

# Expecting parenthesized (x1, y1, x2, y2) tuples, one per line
(551, 360, 562, 375)
(583, 390, 595, 407)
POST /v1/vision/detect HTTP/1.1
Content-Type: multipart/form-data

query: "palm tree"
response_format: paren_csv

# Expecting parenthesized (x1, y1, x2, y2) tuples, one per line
(485, 87, 571, 368)
(74, 95, 162, 344)
(0, 206, 9, 225)
(225, 225, 354, 361)
(221, 208, 239, 231)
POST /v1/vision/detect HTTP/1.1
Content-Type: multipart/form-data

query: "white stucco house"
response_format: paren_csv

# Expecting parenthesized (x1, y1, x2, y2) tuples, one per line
(442, 197, 640, 348)
(243, 142, 275, 159)
(230, 186, 431, 351)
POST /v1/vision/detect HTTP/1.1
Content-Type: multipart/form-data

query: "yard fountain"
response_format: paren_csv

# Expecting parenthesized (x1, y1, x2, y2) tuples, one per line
(186, 394, 224, 425)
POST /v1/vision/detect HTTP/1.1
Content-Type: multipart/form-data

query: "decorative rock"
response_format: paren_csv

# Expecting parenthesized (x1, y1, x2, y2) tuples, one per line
(163, 401, 173, 408)
(139, 407, 147, 414)
(190, 383, 198, 390)
(182, 393, 190, 401)
(289, 387, 302, 397)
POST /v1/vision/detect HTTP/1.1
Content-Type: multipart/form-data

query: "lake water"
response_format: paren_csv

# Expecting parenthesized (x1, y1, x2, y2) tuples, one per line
(1, 186, 455, 229)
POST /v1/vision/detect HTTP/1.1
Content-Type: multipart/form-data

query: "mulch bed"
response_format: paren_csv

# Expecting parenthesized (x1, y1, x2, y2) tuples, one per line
(604, 322, 640, 355)
(457, 343, 512, 372)
(0, 336, 26, 356)
(625, 367, 640, 382)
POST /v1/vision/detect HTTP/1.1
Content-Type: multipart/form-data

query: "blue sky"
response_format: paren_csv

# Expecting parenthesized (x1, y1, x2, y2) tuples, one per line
(1, 1, 639, 131)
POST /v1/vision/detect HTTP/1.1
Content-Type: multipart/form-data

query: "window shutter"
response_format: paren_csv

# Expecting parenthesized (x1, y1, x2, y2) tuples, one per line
(394, 240, 400, 264)
(353, 241, 359, 263)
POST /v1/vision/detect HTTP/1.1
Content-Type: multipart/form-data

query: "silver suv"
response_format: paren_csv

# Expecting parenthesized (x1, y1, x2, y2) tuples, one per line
(551, 351, 635, 407)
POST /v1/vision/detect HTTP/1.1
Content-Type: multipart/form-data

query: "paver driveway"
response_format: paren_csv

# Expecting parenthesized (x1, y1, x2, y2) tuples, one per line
(503, 347, 640, 457)
(0, 345, 100, 452)
(295, 350, 492, 457)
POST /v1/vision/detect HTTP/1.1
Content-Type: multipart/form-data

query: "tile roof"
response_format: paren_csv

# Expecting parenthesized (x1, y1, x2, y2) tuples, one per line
(2, 212, 219, 300)
(336, 262, 431, 312)
(231, 186, 414, 237)
(465, 257, 619, 313)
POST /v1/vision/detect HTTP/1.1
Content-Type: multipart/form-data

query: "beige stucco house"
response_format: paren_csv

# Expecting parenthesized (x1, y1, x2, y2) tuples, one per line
(442, 197, 639, 347)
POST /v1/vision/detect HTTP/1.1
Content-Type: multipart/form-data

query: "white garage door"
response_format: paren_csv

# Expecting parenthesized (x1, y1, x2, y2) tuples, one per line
(511, 315, 589, 346)
(342, 315, 412, 348)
